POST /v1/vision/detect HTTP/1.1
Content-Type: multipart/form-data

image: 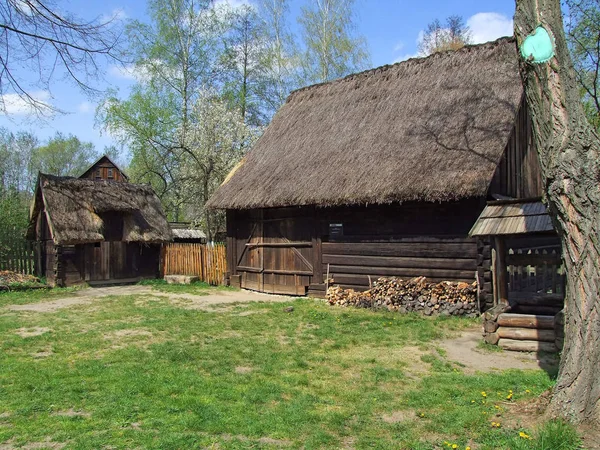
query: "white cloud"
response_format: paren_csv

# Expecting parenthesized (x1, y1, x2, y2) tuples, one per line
(467, 12, 513, 44)
(393, 41, 405, 53)
(109, 64, 138, 81)
(78, 101, 94, 113)
(14, 0, 33, 15)
(101, 8, 127, 23)
(1, 91, 52, 115)
(213, 0, 252, 8)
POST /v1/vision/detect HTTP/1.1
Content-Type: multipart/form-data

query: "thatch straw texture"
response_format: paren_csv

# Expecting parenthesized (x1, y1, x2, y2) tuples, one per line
(207, 38, 523, 210)
(28, 174, 172, 245)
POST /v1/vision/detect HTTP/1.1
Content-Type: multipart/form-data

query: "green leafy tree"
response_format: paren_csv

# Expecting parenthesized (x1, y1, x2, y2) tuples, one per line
(256, 0, 301, 115)
(564, 0, 600, 130)
(180, 90, 259, 240)
(100, 0, 228, 221)
(418, 15, 472, 56)
(298, 0, 370, 84)
(0, 129, 38, 239)
(32, 132, 97, 177)
(220, 5, 271, 125)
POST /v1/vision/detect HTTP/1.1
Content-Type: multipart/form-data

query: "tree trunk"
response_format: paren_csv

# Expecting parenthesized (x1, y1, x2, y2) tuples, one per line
(515, 0, 600, 424)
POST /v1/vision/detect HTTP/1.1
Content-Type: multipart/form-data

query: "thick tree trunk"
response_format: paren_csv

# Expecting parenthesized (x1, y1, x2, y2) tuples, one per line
(515, 0, 600, 424)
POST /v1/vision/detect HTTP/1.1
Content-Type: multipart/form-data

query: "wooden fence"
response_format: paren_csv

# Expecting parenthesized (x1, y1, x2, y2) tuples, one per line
(161, 243, 227, 285)
(506, 247, 565, 295)
(0, 238, 39, 275)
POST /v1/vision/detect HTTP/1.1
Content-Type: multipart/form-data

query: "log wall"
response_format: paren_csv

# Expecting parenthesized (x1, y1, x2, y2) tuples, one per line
(317, 200, 484, 291)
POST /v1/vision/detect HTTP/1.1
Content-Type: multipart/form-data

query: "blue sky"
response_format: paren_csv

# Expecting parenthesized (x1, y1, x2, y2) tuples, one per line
(0, 0, 516, 160)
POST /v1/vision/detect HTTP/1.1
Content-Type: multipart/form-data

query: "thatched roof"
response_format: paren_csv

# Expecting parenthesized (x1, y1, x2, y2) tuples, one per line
(207, 37, 524, 210)
(169, 222, 207, 240)
(27, 174, 172, 245)
(469, 199, 555, 236)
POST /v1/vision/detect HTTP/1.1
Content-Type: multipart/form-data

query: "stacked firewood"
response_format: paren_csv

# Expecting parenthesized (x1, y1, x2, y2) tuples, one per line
(326, 276, 479, 316)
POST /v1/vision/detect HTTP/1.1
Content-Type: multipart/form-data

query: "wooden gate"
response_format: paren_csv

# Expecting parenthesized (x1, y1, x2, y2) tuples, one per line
(235, 211, 314, 295)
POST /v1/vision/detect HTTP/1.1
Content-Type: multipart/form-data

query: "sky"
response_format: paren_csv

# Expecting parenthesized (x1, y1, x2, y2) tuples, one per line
(0, 0, 516, 161)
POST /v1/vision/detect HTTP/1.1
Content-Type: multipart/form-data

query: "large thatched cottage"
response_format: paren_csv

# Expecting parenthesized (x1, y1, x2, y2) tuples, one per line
(27, 173, 172, 286)
(207, 37, 557, 306)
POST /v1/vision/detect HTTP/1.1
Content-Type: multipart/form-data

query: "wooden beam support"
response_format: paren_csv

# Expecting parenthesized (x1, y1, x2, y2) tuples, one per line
(494, 237, 509, 305)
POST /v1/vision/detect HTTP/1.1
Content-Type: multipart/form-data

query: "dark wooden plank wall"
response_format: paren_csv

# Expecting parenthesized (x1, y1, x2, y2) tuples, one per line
(80, 160, 127, 182)
(488, 97, 543, 199)
(53, 242, 160, 286)
(227, 200, 487, 293)
(232, 207, 314, 294)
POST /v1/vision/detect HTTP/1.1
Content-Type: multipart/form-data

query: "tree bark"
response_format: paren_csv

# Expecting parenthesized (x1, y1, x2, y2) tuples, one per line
(515, 0, 600, 424)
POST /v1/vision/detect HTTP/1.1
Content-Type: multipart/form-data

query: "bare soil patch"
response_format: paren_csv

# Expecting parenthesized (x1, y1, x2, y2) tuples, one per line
(14, 327, 51, 338)
(440, 328, 559, 373)
(31, 350, 53, 359)
(51, 409, 91, 419)
(234, 366, 253, 374)
(5, 286, 298, 314)
(380, 410, 414, 424)
(0, 439, 66, 450)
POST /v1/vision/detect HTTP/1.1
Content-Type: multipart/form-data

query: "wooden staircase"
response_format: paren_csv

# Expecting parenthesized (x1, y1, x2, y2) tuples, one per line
(496, 313, 557, 352)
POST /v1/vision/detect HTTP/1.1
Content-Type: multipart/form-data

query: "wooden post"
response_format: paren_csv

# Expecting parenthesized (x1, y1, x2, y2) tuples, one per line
(495, 237, 509, 305)
(491, 247, 498, 306)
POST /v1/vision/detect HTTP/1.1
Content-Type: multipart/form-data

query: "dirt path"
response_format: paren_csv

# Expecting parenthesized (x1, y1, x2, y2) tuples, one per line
(439, 328, 559, 373)
(5, 285, 298, 313)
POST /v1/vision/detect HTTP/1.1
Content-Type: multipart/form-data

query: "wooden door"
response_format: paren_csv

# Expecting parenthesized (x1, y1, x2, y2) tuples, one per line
(236, 211, 313, 295)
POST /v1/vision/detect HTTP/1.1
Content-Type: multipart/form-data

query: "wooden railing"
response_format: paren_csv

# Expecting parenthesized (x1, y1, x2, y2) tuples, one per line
(506, 247, 564, 295)
(161, 242, 227, 285)
(0, 238, 39, 276)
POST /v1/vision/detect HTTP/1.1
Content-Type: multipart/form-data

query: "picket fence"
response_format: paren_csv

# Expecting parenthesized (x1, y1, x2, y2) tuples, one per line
(0, 238, 39, 276)
(161, 242, 227, 285)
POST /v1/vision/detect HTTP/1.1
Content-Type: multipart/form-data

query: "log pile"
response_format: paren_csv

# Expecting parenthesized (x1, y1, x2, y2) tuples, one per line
(482, 303, 560, 353)
(326, 276, 479, 317)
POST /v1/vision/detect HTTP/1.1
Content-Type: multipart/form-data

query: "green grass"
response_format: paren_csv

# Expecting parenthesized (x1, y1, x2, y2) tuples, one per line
(0, 286, 78, 307)
(0, 287, 579, 449)
(138, 278, 236, 295)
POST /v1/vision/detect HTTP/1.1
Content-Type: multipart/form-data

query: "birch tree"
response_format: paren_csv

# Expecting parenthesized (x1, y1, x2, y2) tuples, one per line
(298, 0, 370, 84)
(564, 0, 600, 130)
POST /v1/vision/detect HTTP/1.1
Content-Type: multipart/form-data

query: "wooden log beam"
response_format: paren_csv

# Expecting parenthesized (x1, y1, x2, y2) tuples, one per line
(498, 338, 557, 353)
(497, 313, 556, 329)
(484, 332, 500, 345)
(494, 237, 508, 305)
(497, 326, 556, 342)
(513, 305, 562, 316)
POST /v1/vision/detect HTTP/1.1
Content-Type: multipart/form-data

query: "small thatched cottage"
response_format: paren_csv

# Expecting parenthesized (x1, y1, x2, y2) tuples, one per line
(27, 173, 172, 286)
(207, 37, 551, 305)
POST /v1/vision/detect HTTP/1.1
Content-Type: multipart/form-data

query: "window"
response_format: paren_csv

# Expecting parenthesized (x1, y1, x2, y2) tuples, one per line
(108, 168, 114, 179)
(95, 169, 101, 179)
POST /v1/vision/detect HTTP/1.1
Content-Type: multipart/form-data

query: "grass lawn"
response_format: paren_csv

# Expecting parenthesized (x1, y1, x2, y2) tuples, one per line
(0, 283, 579, 449)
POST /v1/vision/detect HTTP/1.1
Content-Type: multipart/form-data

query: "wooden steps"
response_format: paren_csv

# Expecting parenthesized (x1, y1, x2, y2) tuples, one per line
(495, 313, 557, 352)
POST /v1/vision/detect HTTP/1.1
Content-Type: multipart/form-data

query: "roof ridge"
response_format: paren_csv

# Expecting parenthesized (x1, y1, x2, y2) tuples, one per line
(287, 36, 516, 102)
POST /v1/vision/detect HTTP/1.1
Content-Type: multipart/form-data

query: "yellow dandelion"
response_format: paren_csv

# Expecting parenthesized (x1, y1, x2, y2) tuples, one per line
(466, 447, 471, 450)
(519, 431, 531, 439)
(481, 391, 487, 397)
(525, 389, 531, 393)
(452, 445, 458, 449)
